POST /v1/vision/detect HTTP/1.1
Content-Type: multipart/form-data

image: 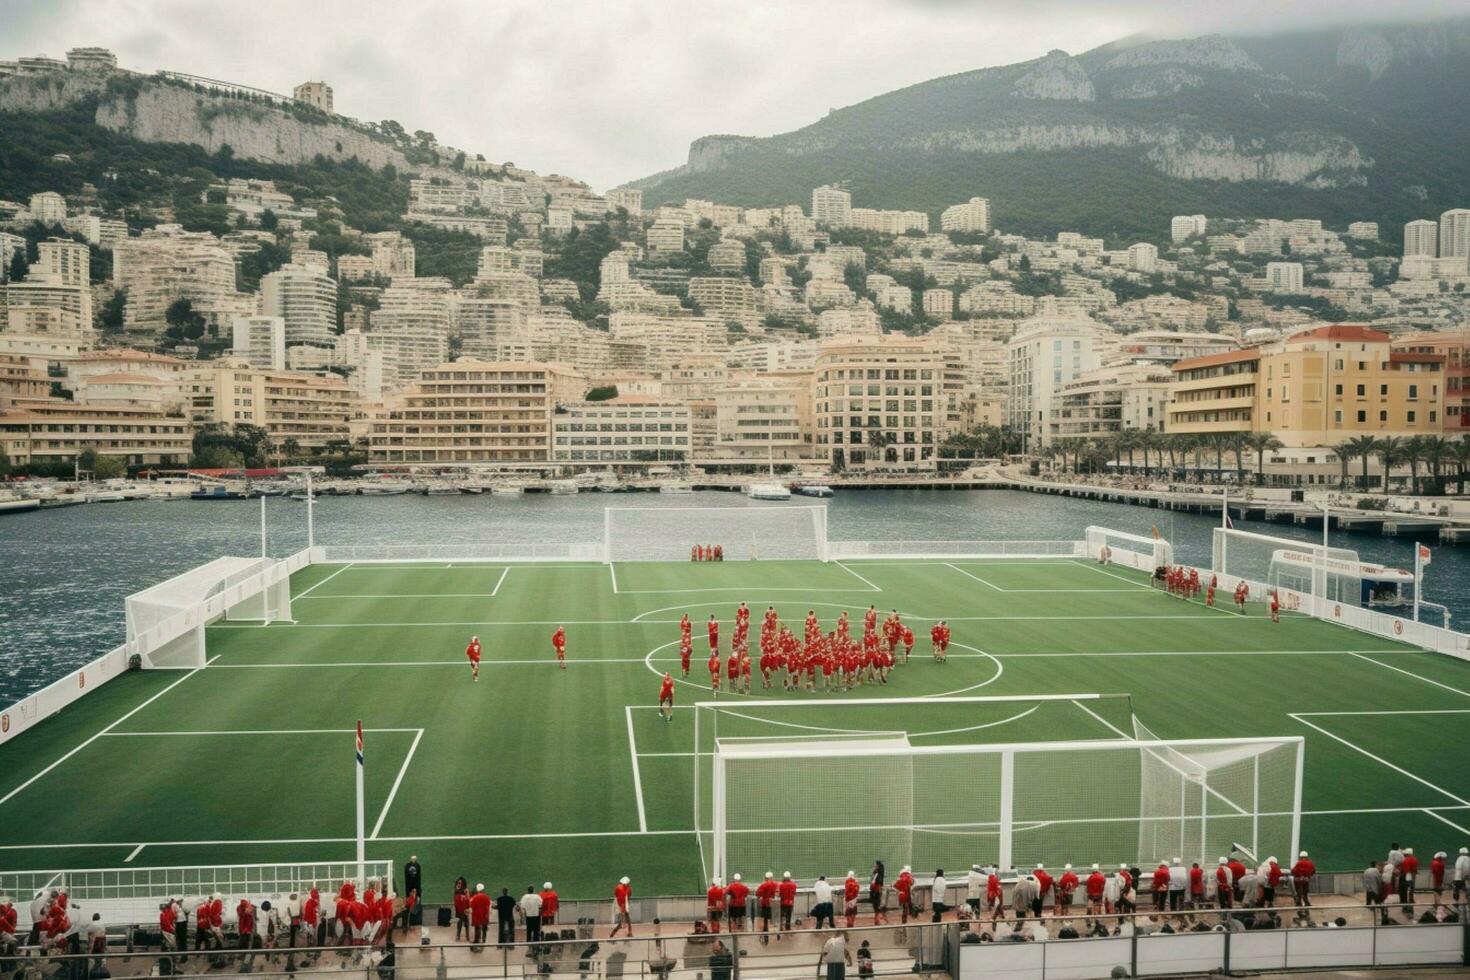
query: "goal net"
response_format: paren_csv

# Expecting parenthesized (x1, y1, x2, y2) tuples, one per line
(126, 556, 294, 669)
(1212, 527, 1388, 608)
(1084, 526, 1173, 572)
(1134, 719, 1302, 870)
(693, 694, 1138, 879)
(605, 505, 829, 562)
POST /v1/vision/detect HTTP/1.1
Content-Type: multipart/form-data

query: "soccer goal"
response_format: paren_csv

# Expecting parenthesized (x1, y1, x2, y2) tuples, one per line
(1084, 526, 1173, 572)
(604, 504, 829, 562)
(701, 711, 1300, 881)
(1211, 526, 1411, 609)
(125, 556, 295, 668)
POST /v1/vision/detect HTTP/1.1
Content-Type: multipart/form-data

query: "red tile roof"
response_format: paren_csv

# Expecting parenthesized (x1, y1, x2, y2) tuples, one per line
(1285, 324, 1389, 344)
(1171, 349, 1259, 373)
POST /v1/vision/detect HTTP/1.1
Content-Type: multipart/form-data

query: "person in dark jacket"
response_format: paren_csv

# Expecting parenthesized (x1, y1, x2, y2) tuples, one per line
(403, 858, 422, 905)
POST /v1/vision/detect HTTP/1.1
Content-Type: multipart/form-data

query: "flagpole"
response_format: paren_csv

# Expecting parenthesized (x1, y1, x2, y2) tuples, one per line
(1413, 547, 1422, 624)
(1221, 488, 1228, 528)
(355, 721, 365, 884)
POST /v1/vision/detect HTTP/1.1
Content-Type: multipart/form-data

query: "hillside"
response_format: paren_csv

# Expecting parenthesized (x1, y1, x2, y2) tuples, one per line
(624, 18, 1470, 244)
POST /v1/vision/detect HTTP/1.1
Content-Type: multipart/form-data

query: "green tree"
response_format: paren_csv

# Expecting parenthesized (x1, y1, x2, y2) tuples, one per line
(99, 289, 127, 333)
(93, 455, 126, 479)
(259, 208, 278, 231)
(164, 298, 206, 341)
(7, 249, 27, 283)
(1343, 434, 1378, 489)
(0, 446, 10, 478)
(1246, 433, 1283, 485)
(584, 385, 618, 402)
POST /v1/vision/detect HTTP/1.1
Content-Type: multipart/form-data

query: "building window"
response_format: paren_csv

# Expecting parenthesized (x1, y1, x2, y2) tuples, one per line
(1407, 411, 1416, 424)
(1357, 411, 1366, 423)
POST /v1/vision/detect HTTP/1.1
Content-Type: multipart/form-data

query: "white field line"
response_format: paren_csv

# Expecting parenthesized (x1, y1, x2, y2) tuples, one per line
(371, 728, 424, 839)
(616, 587, 884, 594)
(1422, 809, 1470, 835)
(1070, 698, 1132, 740)
(296, 593, 502, 599)
(1289, 713, 1470, 808)
(104, 727, 421, 735)
(944, 563, 1004, 591)
(1294, 709, 1470, 717)
(609, 562, 620, 594)
(325, 564, 599, 571)
(1072, 560, 1155, 590)
(625, 706, 647, 833)
(212, 658, 654, 669)
(212, 613, 1231, 630)
(124, 844, 146, 863)
(489, 567, 511, 597)
(292, 564, 353, 600)
(14, 804, 1470, 853)
(1349, 652, 1470, 699)
(0, 657, 219, 809)
(832, 561, 884, 592)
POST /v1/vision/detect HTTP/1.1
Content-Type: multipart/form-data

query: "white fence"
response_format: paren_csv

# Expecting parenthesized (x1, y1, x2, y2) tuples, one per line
(956, 919, 1465, 978)
(313, 543, 605, 563)
(829, 539, 1083, 560)
(0, 645, 130, 746)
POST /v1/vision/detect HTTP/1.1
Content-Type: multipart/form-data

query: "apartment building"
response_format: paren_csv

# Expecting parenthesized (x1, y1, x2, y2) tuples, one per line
(231, 316, 287, 370)
(4, 238, 93, 343)
(1404, 220, 1437, 258)
(292, 81, 333, 113)
(113, 225, 245, 332)
(813, 335, 945, 470)
(1266, 261, 1305, 293)
(1052, 362, 1173, 440)
(712, 373, 814, 462)
(550, 397, 691, 463)
(0, 354, 50, 407)
(1170, 214, 1207, 243)
(811, 185, 852, 229)
(260, 264, 337, 348)
(364, 232, 416, 278)
(1168, 325, 1446, 448)
(940, 197, 991, 234)
(1006, 315, 1107, 448)
(186, 361, 358, 451)
(207, 179, 317, 223)
(0, 397, 191, 466)
(605, 188, 643, 217)
(646, 217, 685, 255)
(368, 360, 584, 465)
(1391, 331, 1469, 432)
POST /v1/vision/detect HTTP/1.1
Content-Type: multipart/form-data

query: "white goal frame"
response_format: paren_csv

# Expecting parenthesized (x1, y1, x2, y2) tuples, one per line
(706, 726, 1301, 881)
(604, 504, 830, 562)
(1085, 526, 1173, 572)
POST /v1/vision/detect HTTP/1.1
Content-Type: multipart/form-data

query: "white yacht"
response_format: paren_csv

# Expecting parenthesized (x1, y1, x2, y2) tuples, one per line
(746, 483, 791, 501)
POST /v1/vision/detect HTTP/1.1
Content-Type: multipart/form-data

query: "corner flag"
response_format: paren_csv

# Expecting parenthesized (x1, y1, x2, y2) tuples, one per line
(355, 721, 365, 879)
(356, 721, 365, 765)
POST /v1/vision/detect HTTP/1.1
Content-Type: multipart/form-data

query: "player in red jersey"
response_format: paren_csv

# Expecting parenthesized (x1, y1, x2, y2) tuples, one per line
(755, 872, 777, 942)
(900, 625, 914, 665)
(1268, 589, 1280, 622)
(843, 872, 860, 927)
(551, 626, 566, 668)
(937, 621, 951, 662)
(726, 650, 740, 693)
(610, 878, 632, 937)
(930, 623, 943, 661)
(777, 872, 797, 934)
(877, 646, 893, 683)
(658, 672, 675, 722)
(1189, 567, 1200, 597)
(740, 651, 752, 694)
(680, 612, 692, 638)
(1034, 864, 1053, 915)
(1234, 581, 1249, 612)
(1057, 865, 1078, 915)
(836, 611, 851, 642)
(805, 610, 820, 644)
(1085, 865, 1106, 916)
(726, 874, 749, 931)
(1290, 851, 1315, 907)
(821, 651, 836, 691)
(1206, 580, 1216, 607)
(864, 605, 878, 635)
(708, 651, 721, 693)
(706, 878, 725, 928)
(895, 866, 914, 924)
(707, 614, 720, 652)
(680, 634, 692, 676)
(465, 635, 482, 682)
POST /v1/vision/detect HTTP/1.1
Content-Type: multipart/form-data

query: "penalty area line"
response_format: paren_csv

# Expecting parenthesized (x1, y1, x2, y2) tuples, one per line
(625, 707, 648, 833)
(370, 728, 424, 839)
(832, 561, 884, 592)
(1289, 713, 1470, 808)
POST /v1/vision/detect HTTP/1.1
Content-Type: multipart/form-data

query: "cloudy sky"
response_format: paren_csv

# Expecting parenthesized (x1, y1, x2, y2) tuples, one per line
(2, 0, 1463, 190)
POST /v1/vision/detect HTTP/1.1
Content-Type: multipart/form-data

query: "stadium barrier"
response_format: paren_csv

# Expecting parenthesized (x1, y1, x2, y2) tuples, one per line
(828, 539, 1082, 560)
(0, 644, 130, 747)
(312, 543, 605, 563)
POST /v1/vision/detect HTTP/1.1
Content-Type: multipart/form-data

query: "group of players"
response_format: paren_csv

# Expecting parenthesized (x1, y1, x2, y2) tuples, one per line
(691, 545, 725, 562)
(1156, 566, 1280, 622)
(656, 604, 954, 720)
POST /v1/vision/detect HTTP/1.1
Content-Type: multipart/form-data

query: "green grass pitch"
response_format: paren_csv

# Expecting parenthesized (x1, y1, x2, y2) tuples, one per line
(2, 556, 1469, 902)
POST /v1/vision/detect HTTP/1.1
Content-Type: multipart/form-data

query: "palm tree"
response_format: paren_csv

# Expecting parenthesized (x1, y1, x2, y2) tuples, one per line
(1343, 435, 1378, 490)
(1229, 433, 1248, 484)
(1333, 439, 1357, 491)
(1401, 435, 1426, 496)
(1375, 436, 1405, 493)
(1137, 429, 1162, 478)
(1206, 434, 1227, 481)
(1420, 435, 1451, 495)
(1120, 429, 1138, 474)
(1245, 433, 1283, 486)
(1453, 437, 1470, 495)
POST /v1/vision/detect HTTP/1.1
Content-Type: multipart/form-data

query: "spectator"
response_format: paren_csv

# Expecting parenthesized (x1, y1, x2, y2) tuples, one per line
(493, 888, 515, 946)
(1188, 862, 1203, 909)
(1290, 851, 1315, 907)
(1226, 856, 1247, 903)
(305, 887, 324, 948)
(1400, 848, 1418, 905)
(930, 870, 948, 921)
(85, 913, 106, 971)
(966, 864, 983, 917)
(857, 938, 874, 978)
(452, 879, 470, 941)
(728, 873, 750, 931)
(812, 875, 835, 928)
(1168, 859, 1187, 911)
(1237, 866, 1261, 908)
(467, 884, 490, 948)
(818, 930, 852, 980)
(708, 938, 734, 980)
(868, 861, 886, 924)
(1263, 857, 1282, 907)
(518, 886, 542, 943)
(1151, 863, 1170, 911)
(1455, 848, 1470, 903)
(403, 857, 422, 904)
(706, 877, 725, 929)
(1364, 863, 1385, 921)
(156, 901, 176, 959)
(237, 897, 256, 951)
(1013, 874, 1038, 921)
(1431, 852, 1447, 902)
(610, 877, 633, 938)
(539, 883, 559, 928)
(393, 890, 417, 935)
(1215, 859, 1233, 909)
(27, 889, 55, 948)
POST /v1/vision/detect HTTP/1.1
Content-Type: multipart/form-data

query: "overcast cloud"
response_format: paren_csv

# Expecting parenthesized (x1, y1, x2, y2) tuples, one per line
(2, 0, 1464, 189)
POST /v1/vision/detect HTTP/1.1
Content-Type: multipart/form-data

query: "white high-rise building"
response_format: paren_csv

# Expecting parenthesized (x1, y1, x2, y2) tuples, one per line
(811, 185, 852, 228)
(1006, 314, 1107, 449)
(231, 316, 286, 370)
(646, 217, 685, 254)
(1170, 214, 1207, 243)
(261, 264, 337, 349)
(1127, 242, 1159, 274)
(27, 191, 67, 225)
(1404, 219, 1438, 257)
(1265, 262, 1304, 293)
(940, 197, 991, 234)
(1439, 208, 1470, 259)
(606, 188, 642, 217)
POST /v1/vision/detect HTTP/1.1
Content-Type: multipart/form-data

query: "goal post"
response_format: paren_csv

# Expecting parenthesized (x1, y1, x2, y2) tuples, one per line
(125, 556, 296, 669)
(1212, 526, 1389, 608)
(1084, 526, 1173, 572)
(604, 504, 829, 562)
(703, 723, 1301, 882)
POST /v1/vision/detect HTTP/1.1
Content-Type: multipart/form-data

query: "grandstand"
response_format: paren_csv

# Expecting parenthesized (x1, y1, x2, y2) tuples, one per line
(1, 510, 1468, 908)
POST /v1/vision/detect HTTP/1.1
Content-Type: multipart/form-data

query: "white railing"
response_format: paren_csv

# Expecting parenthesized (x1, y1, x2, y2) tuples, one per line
(313, 543, 606, 563)
(829, 539, 1084, 560)
(3, 860, 394, 931)
(0, 644, 129, 746)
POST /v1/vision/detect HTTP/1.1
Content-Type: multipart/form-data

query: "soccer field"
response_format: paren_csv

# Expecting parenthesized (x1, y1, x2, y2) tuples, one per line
(2, 555, 1469, 900)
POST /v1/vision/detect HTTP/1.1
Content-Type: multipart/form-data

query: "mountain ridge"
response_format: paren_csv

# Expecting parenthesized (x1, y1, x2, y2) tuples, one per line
(623, 17, 1470, 244)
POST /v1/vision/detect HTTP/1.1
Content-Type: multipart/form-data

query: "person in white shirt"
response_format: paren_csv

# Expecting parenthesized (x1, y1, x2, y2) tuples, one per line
(818, 931, 852, 980)
(930, 871, 949, 920)
(1168, 858, 1188, 911)
(518, 886, 544, 943)
(812, 876, 835, 929)
(1454, 847, 1470, 903)
(965, 865, 983, 916)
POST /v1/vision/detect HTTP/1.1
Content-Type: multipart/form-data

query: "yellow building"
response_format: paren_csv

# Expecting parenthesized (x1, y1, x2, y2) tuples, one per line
(0, 397, 191, 466)
(368, 360, 584, 465)
(1169, 325, 1446, 447)
(186, 361, 359, 451)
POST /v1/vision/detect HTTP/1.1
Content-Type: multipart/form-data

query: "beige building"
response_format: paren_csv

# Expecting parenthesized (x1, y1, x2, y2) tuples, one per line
(813, 335, 945, 470)
(712, 372, 815, 463)
(292, 81, 334, 113)
(186, 361, 358, 451)
(1169, 324, 1446, 448)
(940, 197, 991, 234)
(551, 397, 691, 463)
(113, 225, 245, 333)
(261, 264, 336, 348)
(1053, 362, 1173, 440)
(0, 353, 50, 407)
(368, 360, 583, 465)
(0, 397, 191, 466)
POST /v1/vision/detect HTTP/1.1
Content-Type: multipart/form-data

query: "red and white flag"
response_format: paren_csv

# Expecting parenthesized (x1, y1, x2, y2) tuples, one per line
(355, 721, 364, 767)
(1417, 544, 1431, 568)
